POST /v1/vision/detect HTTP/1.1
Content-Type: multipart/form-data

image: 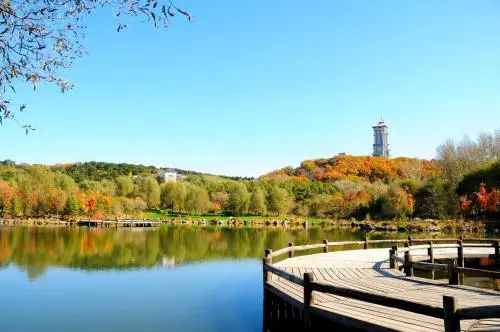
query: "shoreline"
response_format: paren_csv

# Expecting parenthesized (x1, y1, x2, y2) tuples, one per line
(0, 217, 498, 234)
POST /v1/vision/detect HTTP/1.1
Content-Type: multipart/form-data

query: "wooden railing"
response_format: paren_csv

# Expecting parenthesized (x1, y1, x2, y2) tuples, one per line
(263, 237, 500, 332)
(389, 238, 500, 284)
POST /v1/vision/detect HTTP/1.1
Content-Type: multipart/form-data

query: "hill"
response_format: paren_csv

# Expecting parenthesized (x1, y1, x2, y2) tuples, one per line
(261, 155, 441, 183)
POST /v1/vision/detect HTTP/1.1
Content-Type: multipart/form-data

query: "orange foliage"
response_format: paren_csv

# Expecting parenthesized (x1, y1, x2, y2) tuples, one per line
(262, 155, 441, 183)
(94, 210, 105, 220)
(101, 195, 112, 206)
(406, 193, 414, 215)
(313, 169, 326, 181)
(102, 240, 113, 253)
(47, 188, 66, 212)
(0, 181, 13, 211)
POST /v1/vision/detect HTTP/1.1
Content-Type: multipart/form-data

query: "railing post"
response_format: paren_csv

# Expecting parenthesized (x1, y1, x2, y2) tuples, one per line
(404, 250, 414, 277)
(364, 236, 368, 250)
(303, 272, 315, 306)
(457, 240, 464, 268)
(288, 242, 294, 258)
(389, 249, 396, 269)
(408, 236, 412, 246)
(427, 241, 434, 263)
(428, 241, 435, 279)
(391, 245, 398, 269)
(323, 239, 328, 253)
(264, 249, 272, 282)
(303, 272, 315, 331)
(448, 259, 459, 285)
(262, 252, 272, 331)
(443, 296, 460, 332)
(495, 240, 500, 267)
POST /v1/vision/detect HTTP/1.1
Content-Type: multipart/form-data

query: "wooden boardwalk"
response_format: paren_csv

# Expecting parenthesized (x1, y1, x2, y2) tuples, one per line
(263, 239, 500, 332)
(77, 219, 161, 228)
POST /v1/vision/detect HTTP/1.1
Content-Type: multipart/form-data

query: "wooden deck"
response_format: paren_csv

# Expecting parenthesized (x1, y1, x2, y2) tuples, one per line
(263, 240, 500, 332)
(77, 219, 161, 228)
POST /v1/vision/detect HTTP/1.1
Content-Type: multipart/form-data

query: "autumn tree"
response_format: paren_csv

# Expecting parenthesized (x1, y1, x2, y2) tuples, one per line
(459, 196, 473, 217)
(210, 191, 229, 214)
(0, 180, 13, 216)
(381, 186, 414, 220)
(475, 183, 490, 216)
(46, 187, 67, 215)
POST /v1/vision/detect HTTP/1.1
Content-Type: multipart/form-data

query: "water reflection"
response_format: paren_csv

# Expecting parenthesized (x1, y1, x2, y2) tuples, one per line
(0, 226, 497, 332)
(0, 226, 360, 279)
(0, 225, 484, 280)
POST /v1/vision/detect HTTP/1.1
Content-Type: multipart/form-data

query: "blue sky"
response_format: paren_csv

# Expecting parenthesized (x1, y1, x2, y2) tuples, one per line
(2, 0, 500, 177)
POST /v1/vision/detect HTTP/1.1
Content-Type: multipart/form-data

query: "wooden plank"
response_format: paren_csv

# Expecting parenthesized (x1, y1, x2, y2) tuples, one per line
(266, 239, 500, 332)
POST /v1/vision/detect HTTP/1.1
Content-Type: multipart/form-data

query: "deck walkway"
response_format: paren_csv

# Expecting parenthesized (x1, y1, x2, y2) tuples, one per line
(264, 243, 500, 332)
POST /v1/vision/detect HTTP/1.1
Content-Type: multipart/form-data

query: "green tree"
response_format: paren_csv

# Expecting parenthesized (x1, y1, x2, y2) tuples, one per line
(227, 183, 250, 216)
(249, 188, 267, 216)
(267, 186, 292, 216)
(64, 193, 80, 216)
(115, 176, 134, 197)
(305, 194, 332, 218)
(139, 177, 161, 209)
(185, 186, 211, 215)
(55, 174, 78, 193)
(161, 181, 188, 212)
(457, 161, 500, 195)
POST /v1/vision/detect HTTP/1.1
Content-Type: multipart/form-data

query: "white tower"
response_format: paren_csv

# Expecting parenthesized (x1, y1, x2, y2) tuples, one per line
(372, 120, 389, 157)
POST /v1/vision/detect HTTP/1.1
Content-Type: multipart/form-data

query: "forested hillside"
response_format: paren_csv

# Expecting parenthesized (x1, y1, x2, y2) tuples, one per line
(262, 155, 441, 183)
(0, 130, 498, 222)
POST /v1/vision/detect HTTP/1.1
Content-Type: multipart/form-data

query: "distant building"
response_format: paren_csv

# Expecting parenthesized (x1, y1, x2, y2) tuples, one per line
(158, 169, 178, 183)
(372, 119, 389, 157)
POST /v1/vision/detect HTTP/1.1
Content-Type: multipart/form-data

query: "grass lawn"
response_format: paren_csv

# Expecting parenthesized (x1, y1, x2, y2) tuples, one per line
(142, 210, 331, 223)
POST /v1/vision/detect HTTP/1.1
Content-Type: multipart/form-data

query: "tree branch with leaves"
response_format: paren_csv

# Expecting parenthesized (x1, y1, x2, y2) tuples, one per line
(0, 0, 191, 132)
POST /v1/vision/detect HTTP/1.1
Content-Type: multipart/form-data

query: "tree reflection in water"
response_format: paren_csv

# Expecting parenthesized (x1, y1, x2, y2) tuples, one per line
(0, 225, 491, 288)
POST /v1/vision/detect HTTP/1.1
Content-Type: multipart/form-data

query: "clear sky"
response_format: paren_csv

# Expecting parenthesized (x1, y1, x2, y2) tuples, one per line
(1, 0, 500, 177)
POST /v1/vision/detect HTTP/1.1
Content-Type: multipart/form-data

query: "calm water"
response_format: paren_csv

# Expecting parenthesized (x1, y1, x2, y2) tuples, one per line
(0, 226, 496, 331)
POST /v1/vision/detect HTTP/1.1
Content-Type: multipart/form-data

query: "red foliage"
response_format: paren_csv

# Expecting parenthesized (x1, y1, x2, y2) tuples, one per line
(459, 196, 472, 213)
(85, 198, 96, 213)
(475, 183, 490, 212)
(487, 188, 499, 213)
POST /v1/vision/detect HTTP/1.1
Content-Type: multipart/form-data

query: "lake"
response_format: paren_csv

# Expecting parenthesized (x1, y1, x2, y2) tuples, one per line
(0, 226, 496, 331)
